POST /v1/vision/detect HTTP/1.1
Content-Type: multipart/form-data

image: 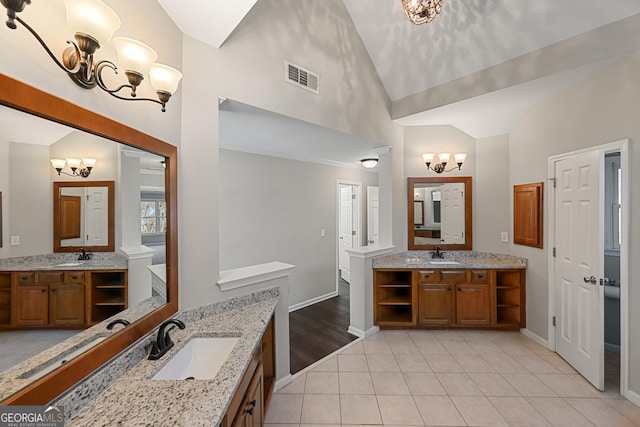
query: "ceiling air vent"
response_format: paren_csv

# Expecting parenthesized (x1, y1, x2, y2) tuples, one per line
(285, 61, 319, 94)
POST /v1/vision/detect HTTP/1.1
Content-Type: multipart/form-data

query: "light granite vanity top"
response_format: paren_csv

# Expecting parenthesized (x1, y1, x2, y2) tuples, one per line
(373, 251, 527, 269)
(62, 287, 279, 426)
(0, 253, 128, 271)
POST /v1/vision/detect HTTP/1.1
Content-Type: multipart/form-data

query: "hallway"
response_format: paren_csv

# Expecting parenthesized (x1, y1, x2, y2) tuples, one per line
(269, 329, 639, 426)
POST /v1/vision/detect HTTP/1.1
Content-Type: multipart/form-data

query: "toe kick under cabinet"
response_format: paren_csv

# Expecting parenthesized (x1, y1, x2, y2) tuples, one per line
(0, 269, 127, 330)
(374, 268, 525, 329)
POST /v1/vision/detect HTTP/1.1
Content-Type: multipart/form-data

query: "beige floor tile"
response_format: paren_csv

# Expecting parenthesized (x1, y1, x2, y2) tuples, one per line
(300, 394, 341, 424)
(432, 330, 465, 341)
(468, 373, 519, 397)
(266, 424, 300, 427)
(535, 373, 601, 398)
(299, 425, 339, 427)
(363, 331, 387, 342)
(339, 372, 374, 394)
(489, 396, 552, 427)
(501, 373, 557, 397)
(470, 341, 507, 356)
(340, 394, 383, 425)
(363, 340, 394, 355)
(413, 395, 466, 426)
(265, 394, 304, 424)
(311, 356, 338, 372)
(403, 372, 446, 396)
(424, 354, 463, 372)
(498, 342, 535, 356)
(376, 395, 424, 425)
(339, 341, 364, 355)
(483, 354, 528, 373)
(603, 398, 640, 424)
(395, 354, 432, 372)
(538, 354, 577, 373)
(513, 355, 560, 374)
(451, 395, 508, 426)
(527, 397, 595, 427)
(278, 374, 307, 394)
(442, 340, 478, 355)
(383, 330, 413, 341)
(566, 398, 638, 427)
(416, 340, 449, 355)
(371, 372, 410, 395)
(304, 372, 339, 394)
(338, 354, 369, 372)
(454, 354, 495, 373)
(366, 354, 401, 372)
(458, 330, 491, 342)
(407, 330, 437, 343)
(436, 372, 483, 396)
(390, 342, 421, 355)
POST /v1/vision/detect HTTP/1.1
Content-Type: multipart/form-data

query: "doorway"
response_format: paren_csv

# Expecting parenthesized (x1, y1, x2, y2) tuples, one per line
(337, 182, 361, 284)
(548, 139, 629, 396)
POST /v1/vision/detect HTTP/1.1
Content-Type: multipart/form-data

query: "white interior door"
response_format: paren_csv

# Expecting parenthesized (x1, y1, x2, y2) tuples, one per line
(339, 186, 355, 282)
(554, 150, 604, 389)
(367, 186, 379, 245)
(441, 183, 465, 244)
(85, 186, 109, 247)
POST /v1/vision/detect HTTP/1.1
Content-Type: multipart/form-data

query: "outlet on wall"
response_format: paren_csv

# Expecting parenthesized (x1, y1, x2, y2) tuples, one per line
(500, 232, 509, 243)
(320, 228, 326, 238)
(10, 236, 20, 246)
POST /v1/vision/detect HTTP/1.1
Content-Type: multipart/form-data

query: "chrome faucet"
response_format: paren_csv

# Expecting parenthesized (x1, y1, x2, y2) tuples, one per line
(431, 246, 444, 259)
(148, 319, 186, 360)
(77, 248, 92, 261)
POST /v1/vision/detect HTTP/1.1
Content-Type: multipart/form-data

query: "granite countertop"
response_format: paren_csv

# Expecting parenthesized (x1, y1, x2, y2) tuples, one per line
(64, 288, 279, 426)
(0, 253, 128, 271)
(373, 251, 527, 269)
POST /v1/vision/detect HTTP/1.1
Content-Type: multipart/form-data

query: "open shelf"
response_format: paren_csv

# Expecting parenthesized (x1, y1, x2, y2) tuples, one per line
(374, 270, 415, 325)
(495, 270, 523, 325)
(0, 273, 12, 327)
(90, 271, 127, 324)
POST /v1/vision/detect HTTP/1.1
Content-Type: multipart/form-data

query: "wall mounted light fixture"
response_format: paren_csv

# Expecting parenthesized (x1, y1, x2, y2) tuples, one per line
(422, 152, 467, 173)
(361, 158, 379, 168)
(2, 0, 182, 112)
(50, 157, 96, 178)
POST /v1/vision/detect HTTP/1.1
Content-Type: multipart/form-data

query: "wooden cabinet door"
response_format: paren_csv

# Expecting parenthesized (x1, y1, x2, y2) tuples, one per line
(456, 284, 490, 326)
(15, 285, 48, 326)
(418, 284, 453, 325)
(231, 364, 264, 427)
(50, 284, 85, 326)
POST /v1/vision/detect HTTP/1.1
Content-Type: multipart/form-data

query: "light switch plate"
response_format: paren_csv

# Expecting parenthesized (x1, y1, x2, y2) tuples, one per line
(500, 232, 509, 243)
(10, 236, 20, 246)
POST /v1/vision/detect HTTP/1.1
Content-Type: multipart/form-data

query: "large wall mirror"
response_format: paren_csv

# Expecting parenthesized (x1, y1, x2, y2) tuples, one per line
(408, 176, 472, 250)
(0, 74, 178, 404)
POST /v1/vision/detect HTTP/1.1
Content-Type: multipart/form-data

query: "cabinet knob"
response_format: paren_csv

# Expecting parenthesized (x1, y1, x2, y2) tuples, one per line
(244, 400, 257, 415)
(41, 289, 47, 293)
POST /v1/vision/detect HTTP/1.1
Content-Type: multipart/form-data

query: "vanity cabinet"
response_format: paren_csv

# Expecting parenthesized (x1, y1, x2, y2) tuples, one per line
(0, 273, 12, 326)
(15, 285, 49, 327)
(375, 268, 525, 330)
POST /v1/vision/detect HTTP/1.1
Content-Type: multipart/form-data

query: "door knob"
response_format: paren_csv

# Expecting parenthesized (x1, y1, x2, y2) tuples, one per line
(583, 276, 597, 285)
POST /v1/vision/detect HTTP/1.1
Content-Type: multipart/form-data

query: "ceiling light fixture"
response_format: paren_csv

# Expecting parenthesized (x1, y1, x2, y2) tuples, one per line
(2, 0, 182, 112)
(401, 0, 443, 25)
(50, 157, 96, 178)
(361, 158, 379, 168)
(422, 152, 466, 173)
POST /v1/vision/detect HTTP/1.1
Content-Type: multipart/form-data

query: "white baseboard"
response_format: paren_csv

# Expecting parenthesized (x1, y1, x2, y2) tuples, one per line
(605, 342, 621, 353)
(625, 389, 640, 408)
(288, 291, 338, 312)
(274, 374, 293, 392)
(520, 328, 550, 349)
(347, 325, 379, 338)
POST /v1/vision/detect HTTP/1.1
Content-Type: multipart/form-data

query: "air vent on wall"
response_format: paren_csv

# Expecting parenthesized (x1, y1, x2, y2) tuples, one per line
(285, 60, 319, 94)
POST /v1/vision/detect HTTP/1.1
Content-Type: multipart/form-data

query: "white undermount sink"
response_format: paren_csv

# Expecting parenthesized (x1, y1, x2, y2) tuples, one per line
(152, 337, 240, 380)
(429, 260, 461, 265)
(55, 262, 82, 267)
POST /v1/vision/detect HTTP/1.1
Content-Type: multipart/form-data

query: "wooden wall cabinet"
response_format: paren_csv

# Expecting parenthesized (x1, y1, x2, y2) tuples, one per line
(514, 182, 543, 248)
(374, 268, 525, 329)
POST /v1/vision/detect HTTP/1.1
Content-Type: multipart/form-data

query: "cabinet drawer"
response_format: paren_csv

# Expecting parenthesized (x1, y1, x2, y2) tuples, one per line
(15, 272, 35, 285)
(469, 270, 489, 283)
(64, 272, 86, 284)
(38, 272, 64, 284)
(417, 270, 438, 283)
(439, 270, 466, 284)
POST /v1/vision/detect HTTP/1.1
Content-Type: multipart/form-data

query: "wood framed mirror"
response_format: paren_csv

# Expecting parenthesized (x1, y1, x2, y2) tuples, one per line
(0, 74, 178, 404)
(408, 176, 472, 250)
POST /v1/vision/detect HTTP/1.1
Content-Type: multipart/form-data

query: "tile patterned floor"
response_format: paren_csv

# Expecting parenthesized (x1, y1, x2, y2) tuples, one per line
(266, 330, 640, 427)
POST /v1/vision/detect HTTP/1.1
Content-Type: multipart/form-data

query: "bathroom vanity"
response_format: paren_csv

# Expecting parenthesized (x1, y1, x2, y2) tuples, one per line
(373, 251, 527, 330)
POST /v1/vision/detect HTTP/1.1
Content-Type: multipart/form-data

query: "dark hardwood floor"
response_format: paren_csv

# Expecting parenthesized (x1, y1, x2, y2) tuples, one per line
(289, 278, 358, 374)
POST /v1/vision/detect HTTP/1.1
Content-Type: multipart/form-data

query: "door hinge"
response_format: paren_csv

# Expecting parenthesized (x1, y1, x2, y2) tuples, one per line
(553, 247, 556, 257)
(352, 194, 356, 200)
(549, 177, 556, 188)
(351, 230, 356, 236)
(552, 316, 556, 327)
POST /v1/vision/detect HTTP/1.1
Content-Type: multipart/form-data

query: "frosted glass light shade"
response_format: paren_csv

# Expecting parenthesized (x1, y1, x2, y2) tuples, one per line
(360, 158, 378, 169)
(63, 0, 121, 47)
(422, 153, 435, 163)
(150, 63, 183, 94)
(50, 159, 67, 169)
(65, 158, 82, 168)
(454, 153, 467, 164)
(438, 152, 451, 163)
(82, 158, 97, 168)
(113, 37, 158, 76)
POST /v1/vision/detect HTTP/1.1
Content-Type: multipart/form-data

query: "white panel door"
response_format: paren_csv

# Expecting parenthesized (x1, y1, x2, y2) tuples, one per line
(85, 186, 109, 247)
(554, 150, 604, 389)
(339, 186, 355, 282)
(367, 186, 379, 245)
(441, 183, 465, 244)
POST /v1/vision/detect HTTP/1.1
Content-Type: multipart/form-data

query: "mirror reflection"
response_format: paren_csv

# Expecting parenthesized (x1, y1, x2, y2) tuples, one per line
(0, 105, 168, 375)
(408, 177, 473, 250)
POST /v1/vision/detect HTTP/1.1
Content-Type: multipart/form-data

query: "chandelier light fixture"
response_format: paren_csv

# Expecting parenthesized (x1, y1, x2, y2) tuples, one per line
(50, 157, 96, 178)
(422, 152, 467, 173)
(401, 0, 443, 25)
(1, 0, 182, 112)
